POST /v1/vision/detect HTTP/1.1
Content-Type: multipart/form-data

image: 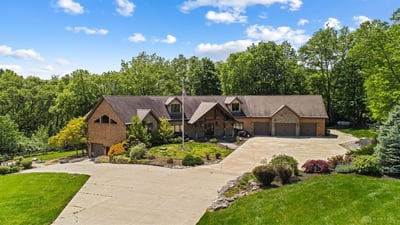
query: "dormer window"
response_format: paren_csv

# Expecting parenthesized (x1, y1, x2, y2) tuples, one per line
(231, 103, 240, 112)
(170, 103, 181, 113)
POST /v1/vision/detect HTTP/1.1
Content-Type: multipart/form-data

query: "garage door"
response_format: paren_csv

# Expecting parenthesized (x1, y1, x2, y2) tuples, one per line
(91, 143, 104, 157)
(300, 123, 317, 136)
(254, 122, 270, 136)
(275, 123, 296, 136)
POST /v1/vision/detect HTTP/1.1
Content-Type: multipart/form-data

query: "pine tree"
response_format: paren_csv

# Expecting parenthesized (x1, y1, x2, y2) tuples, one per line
(375, 105, 400, 175)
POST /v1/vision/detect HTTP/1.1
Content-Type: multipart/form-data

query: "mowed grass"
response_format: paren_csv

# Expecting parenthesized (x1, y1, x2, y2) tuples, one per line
(197, 174, 400, 225)
(25, 150, 82, 161)
(149, 142, 232, 160)
(336, 128, 378, 139)
(0, 173, 89, 225)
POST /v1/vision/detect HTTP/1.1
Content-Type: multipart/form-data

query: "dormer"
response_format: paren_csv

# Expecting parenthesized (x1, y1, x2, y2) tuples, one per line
(224, 97, 242, 112)
(165, 97, 182, 114)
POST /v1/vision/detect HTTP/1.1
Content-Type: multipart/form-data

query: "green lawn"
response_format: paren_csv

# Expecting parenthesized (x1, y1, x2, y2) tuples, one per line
(0, 173, 89, 225)
(197, 174, 400, 225)
(25, 150, 83, 161)
(336, 128, 378, 139)
(149, 142, 232, 160)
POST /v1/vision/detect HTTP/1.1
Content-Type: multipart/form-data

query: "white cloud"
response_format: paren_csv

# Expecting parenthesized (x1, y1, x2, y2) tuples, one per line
(0, 64, 22, 72)
(205, 10, 247, 24)
(56, 0, 84, 15)
(0, 45, 44, 61)
(246, 25, 310, 45)
(66, 26, 109, 35)
(128, 33, 146, 42)
(42, 65, 55, 72)
(116, 0, 135, 17)
(56, 58, 71, 66)
(160, 35, 177, 44)
(324, 17, 341, 29)
(353, 15, 371, 25)
(196, 39, 254, 60)
(180, 0, 302, 12)
(297, 18, 309, 26)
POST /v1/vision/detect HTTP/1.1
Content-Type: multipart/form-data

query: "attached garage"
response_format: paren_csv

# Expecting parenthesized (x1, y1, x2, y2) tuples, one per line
(91, 143, 104, 157)
(254, 122, 270, 136)
(275, 123, 296, 136)
(300, 123, 317, 136)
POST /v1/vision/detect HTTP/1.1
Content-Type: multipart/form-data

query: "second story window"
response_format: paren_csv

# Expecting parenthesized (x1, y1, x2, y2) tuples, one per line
(170, 104, 181, 113)
(231, 103, 240, 112)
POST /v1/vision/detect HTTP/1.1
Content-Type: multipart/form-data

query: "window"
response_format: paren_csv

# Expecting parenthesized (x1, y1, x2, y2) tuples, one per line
(101, 115, 110, 123)
(111, 119, 117, 125)
(94, 118, 100, 123)
(233, 122, 244, 130)
(231, 103, 240, 112)
(173, 124, 182, 133)
(170, 104, 181, 113)
(146, 123, 154, 133)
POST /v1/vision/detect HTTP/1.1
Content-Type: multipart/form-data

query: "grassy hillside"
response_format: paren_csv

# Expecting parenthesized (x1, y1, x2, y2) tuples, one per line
(198, 174, 400, 225)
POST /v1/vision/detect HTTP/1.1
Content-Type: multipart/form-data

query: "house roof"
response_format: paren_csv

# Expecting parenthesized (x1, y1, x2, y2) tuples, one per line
(188, 102, 234, 124)
(92, 95, 328, 124)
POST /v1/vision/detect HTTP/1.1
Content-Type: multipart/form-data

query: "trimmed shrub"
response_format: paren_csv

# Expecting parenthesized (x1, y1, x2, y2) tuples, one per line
(268, 154, 299, 176)
(129, 143, 147, 160)
(112, 155, 130, 164)
(252, 165, 276, 186)
(215, 152, 221, 159)
(275, 165, 292, 184)
(0, 166, 10, 175)
(302, 160, 330, 173)
(353, 155, 381, 176)
(108, 142, 126, 157)
(9, 166, 20, 173)
(94, 156, 110, 163)
(21, 159, 32, 169)
(335, 163, 354, 174)
(182, 155, 204, 166)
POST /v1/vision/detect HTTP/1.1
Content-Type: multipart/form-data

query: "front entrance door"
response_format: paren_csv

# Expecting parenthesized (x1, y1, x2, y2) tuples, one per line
(206, 123, 215, 136)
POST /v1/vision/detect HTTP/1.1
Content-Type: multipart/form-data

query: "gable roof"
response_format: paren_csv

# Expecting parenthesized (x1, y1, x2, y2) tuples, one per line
(224, 96, 242, 104)
(271, 105, 300, 118)
(90, 95, 328, 124)
(188, 102, 234, 124)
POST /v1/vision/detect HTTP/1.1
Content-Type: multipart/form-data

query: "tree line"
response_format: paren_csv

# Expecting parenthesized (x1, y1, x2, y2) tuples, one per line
(0, 8, 399, 156)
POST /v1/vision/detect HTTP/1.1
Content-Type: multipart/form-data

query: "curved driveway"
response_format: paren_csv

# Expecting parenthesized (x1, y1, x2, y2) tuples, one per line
(24, 130, 357, 225)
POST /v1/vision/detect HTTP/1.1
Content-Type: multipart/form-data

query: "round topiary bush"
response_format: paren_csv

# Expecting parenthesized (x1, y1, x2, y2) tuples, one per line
(21, 159, 32, 169)
(182, 155, 204, 166)
(0, 166, 10, 175)
(268, 154, 299, 176)
(252, 165, 276, 186)
(275, 165, 292, 184)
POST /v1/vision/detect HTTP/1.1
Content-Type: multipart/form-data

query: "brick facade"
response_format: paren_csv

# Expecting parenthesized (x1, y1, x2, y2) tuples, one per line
(87, 100, 126, 156)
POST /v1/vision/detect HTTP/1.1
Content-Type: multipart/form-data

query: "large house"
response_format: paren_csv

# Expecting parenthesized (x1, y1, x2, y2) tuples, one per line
(86, 95, 328, 157)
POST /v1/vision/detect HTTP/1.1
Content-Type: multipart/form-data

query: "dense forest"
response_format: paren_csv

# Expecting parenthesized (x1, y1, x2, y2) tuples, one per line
(0, 9, 399, 156)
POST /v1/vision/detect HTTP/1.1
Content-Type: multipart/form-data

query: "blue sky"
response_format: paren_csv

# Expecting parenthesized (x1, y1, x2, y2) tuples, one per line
(1, 0, 399, 79)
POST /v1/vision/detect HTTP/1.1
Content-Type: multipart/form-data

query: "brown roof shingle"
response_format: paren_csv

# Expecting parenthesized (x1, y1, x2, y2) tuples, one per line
(96, 95, 328, 124)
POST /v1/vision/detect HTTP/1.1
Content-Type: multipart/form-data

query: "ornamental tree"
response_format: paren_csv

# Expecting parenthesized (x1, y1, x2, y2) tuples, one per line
(375, 105, 400, 175)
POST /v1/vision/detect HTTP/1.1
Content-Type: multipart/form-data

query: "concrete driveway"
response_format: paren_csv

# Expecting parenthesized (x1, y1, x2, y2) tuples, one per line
(24, 130, 357, 225)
